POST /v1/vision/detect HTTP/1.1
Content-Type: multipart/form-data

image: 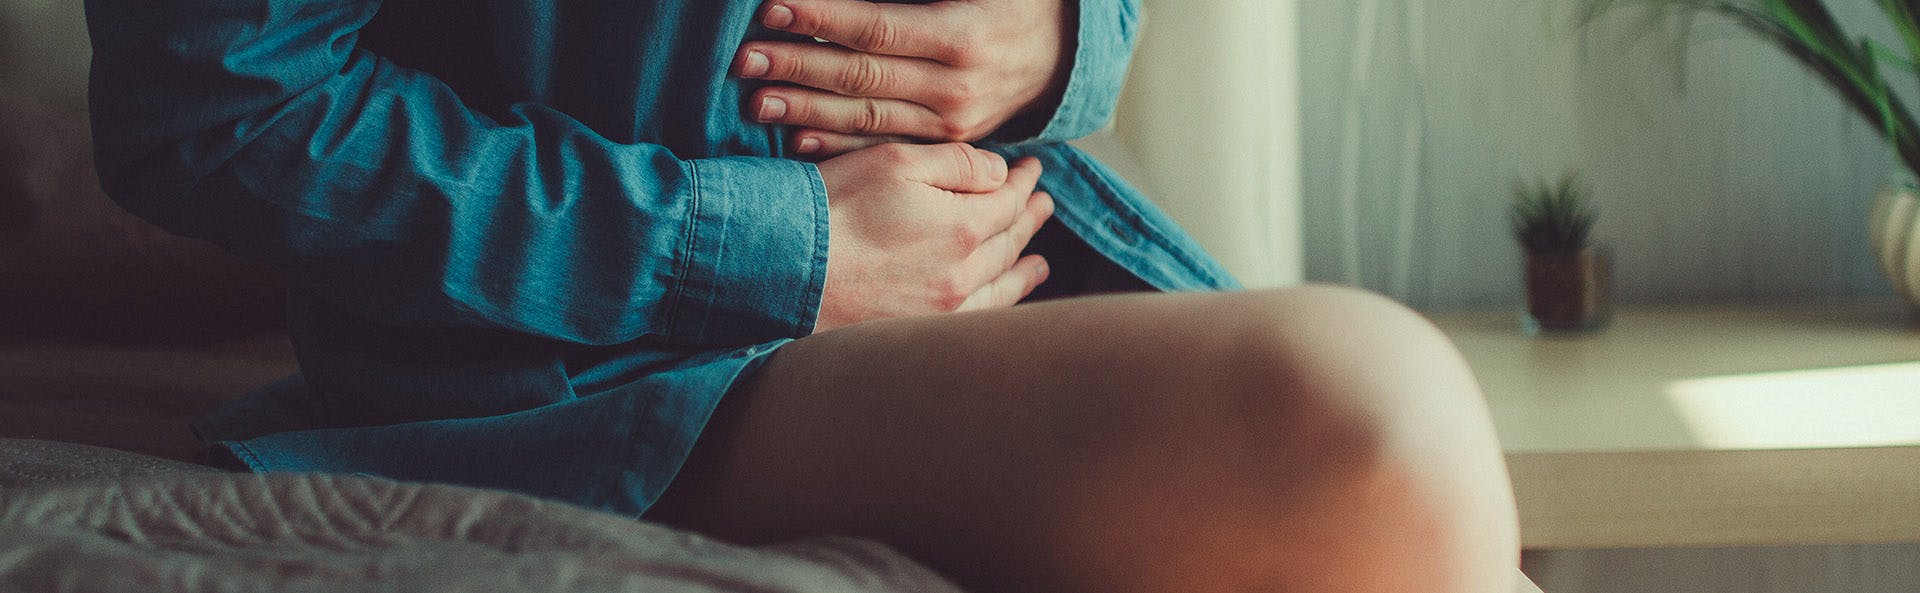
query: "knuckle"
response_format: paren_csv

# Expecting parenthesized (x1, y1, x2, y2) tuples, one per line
(874, 142, 914, 166)
(936, 292, 969, 312)
(936, 111, 993, 142)
(945, 36, 983, 65)
(853, 98, 890, 134)
(855, 14, 899, 52)
(942, 78, 980, 109)
(947, 142, 981, 176)
(952, 223, 986, 252)
(932, 274, 971, 309)
(935, 118, 973, 142)
(955, 143, 1003, 183)
(791, 6, 827, 36)
(788, 97, 822, 125)
(839, 55, 888, 95)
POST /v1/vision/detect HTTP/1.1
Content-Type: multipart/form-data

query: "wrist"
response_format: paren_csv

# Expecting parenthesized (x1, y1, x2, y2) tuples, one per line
(991, 0, 1078, 142)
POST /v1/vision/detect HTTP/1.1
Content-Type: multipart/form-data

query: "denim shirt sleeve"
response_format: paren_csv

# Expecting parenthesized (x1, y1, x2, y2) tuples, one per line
(82, 0, 830, 347)
(998, 0, 1142, 144)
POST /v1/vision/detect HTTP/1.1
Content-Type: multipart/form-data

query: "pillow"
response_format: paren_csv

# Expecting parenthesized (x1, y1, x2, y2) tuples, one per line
(0, 92, 285, 339)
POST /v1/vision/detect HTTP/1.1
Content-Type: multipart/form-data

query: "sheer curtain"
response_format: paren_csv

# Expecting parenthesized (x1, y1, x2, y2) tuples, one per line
(1295, 0, 1889, 309)
(1299, 0, 1586, 308)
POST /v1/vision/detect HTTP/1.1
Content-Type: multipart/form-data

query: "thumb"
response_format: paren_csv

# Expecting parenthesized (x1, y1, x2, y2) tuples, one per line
(899, 142, 1009, 193)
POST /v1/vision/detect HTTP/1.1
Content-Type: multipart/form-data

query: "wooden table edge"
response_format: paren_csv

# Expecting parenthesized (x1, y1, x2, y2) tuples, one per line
(1509, 446, 1920, 549)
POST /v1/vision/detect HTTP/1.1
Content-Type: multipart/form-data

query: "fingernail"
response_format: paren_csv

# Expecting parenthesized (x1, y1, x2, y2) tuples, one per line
(765, 5, 795, 28)
(740, 50, 770, 77)
(1035, 260, 1049, 278)
(795, 137, 820, 153)
(984, 151, 1007, 180)
(757, 96, 787, 121)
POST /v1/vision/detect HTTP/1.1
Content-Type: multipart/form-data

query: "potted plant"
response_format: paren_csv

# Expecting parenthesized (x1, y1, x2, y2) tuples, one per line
(1513, 173, 1609, 333)
(1580, 0, 1920, 309)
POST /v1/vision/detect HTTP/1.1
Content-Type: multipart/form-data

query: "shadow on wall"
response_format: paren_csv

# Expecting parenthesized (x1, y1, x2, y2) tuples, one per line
(1, 0, 92, 107)
(0, 0, 287, 338)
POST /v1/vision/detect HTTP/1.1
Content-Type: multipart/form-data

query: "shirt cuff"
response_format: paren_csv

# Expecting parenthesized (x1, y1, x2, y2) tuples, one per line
(668, 157, 830, 346)
(1015, 0, 1142, 144)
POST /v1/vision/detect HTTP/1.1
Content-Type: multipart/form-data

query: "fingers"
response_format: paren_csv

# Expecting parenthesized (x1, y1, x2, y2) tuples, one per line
(956, 254, 1050, 311)
(958, 190, 1054, 290)
(735, 41, 937, 102)
(957, 155, 1041, 234)
(897, 143, 1020, 194)
(975, 152, 1041, 212)
(758, 0, 958, 60)
(790, 129, 907, 159)
(749, 86, 947, 139)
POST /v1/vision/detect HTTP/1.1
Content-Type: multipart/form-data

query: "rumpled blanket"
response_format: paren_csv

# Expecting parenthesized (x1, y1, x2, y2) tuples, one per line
(0, 439, 963, 593)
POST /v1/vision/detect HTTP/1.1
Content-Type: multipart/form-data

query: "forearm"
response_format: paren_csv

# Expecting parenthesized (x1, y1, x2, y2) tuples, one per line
(85, 0, 830, 346)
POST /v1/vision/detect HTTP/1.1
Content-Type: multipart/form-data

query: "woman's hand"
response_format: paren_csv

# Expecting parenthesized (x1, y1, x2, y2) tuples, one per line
(735, 0, 1071, 158)
(812, 143, 1054, 332)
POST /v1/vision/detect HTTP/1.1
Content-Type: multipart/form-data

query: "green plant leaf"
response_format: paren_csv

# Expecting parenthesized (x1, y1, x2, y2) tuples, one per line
(1583, 0, 1920, 177)
(1874, 0, 1920, 70)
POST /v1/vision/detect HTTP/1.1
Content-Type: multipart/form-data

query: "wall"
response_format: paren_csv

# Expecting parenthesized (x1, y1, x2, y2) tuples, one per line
(1301, 0, 1896, 309)
(1301, 0, 1585, 307)
(1574, 2, 1895, 303)
(1, 0, 90, 105)
(1081, 0, 1305, 288)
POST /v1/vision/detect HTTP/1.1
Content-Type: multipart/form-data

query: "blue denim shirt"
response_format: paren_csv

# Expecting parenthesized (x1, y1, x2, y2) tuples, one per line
(85, 0, 1237, 515)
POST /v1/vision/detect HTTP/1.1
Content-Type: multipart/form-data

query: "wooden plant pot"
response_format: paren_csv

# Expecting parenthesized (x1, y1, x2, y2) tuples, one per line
(1524, 249, 1611, 333)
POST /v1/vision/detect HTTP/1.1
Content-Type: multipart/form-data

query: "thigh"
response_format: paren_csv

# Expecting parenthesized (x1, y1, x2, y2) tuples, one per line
(646, 287, 1514, 593)
(651, 290, 1239, 543)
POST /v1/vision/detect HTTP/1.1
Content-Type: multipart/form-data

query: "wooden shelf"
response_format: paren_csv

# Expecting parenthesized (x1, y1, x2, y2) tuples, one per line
(1429, 301, 1920, 549)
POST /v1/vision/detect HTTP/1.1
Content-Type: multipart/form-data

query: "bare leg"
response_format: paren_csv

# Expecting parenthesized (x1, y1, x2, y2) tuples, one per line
(648, 286, 1519, 593)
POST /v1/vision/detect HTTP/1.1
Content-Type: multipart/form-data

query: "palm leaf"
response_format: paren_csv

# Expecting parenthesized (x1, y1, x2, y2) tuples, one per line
(1585, 0, 1920, 176)
(1874, 0, 1920, 66)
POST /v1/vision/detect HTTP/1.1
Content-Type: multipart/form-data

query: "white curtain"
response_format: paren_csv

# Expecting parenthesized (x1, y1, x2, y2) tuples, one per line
(1298, 0, 1588, 307)
(1295, 0, 1890, 309)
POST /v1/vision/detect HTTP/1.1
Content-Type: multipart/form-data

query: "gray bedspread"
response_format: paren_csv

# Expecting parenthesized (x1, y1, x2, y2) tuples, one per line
(0, 439, 963, 593)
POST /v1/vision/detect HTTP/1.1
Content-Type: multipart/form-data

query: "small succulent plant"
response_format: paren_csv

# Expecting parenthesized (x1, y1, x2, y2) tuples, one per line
(1511, 172, 1597, 255)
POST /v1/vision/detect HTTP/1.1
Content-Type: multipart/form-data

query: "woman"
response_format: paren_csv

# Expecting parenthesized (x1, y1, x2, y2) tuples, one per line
(83, 0, 1521, 590)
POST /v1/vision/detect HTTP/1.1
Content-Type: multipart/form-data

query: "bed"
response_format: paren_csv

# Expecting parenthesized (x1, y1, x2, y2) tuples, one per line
(0, 439, 965, 592)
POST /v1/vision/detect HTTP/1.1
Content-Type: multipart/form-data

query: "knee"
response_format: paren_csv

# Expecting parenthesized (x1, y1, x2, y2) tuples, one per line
(938, 287, 1515, 593)
(1194, 285, 1519, 591)
(1200, 286, 1486, 451)
(1231, 284, 1512, 484)
(1089, 284, 1511, 506)
(1105, 285, 1497, 471)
